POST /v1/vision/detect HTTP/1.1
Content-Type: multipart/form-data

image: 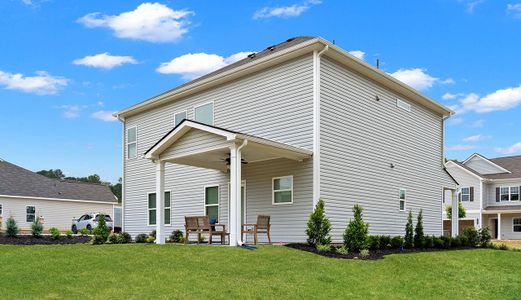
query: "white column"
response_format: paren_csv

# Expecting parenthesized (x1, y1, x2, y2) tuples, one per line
(155, 161, 165, 245)
(451, 190, 459, 237)
(497, 213, 502, 241)
(229, 144, 238, 246)
(236, 146, 243, 245)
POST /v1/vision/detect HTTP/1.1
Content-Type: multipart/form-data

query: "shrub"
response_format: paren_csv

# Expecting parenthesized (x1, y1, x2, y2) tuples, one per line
(452, 236, 463, 247)
(135, 233, 148, 243)
(31, 217, 43, 237)
(65, 230, 73, 238)
(49, 227, 60, 240)
(498, 243, 509, 250)
(391, 236, 404, 249)
(343, 204, 369, 252)
(478, 226, 492, 247)
(379, 235, 392, 249)
(146, 236, 156, 243)
(93, 213, 110, 241)
(6, 216, 19, 237)
(404, 210, 414, 248)
(440, 236, 451, 249)
(108, 233, 119, 244)
(119, 232, 132, 244)
(316, 244, 331, 253)
(359, 249, 370, 258)
(80, 228, 89, 236)
(366, 235, 380, 250)
(306, 199, 332, 247)
(91, 234, 105, 245)
(336, 245, 349, 255)
(150, 230, 156, 238)
(461, 227, 479, 247)
(446, 202, 466, 219)
(424, 235, 434, 248)
(414, 210, 425, 248)
(433, 236, 444, 248)
(169, 230, 184, 243)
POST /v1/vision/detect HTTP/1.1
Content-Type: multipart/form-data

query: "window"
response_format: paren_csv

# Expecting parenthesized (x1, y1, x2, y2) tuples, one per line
(397, 99, 411, 111)
(500, 187, 510, 201)
(514, 218, 521, 232)
(460, 187, 470, 202)
(205, 186, 219, 222)
(174, 111, 187, 127)
(510, 187, 519, 201)
(273, 176, 293, 205)
(0, 204, 2, 216)
(399, 189, 406, 211)
(26, 206, 35, 223)
(500, 186, 519, 201)
(127, 127, 137, 159)
(148, 192, 171, 226)
(194, 102, 214, 125)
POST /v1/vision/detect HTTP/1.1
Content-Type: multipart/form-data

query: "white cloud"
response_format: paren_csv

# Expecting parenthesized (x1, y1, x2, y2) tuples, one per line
(389, 68, 452, 91)
(446, 144, 477, 151)
(348, 50, 365, 60)
(92, 110, 118, 122)
(447, 117, 464, 126)
(450, 85, 521, 113)
(253, 0, 321, 19)
(459, 0, 485, 13)
(495, 142, 521, 155)
(507, 3, 521, 18)
(156, 52, 251, 80)
(57, 105, 84, 119)
(0, 70, 68, 95)
(73, 53, 137, 70)
(462, 134, 489, 142)
(442, 92, 464, 100)
(77, 3, 194, 43)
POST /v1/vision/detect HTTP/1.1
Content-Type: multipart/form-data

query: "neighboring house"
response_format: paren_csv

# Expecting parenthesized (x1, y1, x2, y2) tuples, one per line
(114, 36, 457, 245)
(445, 153, 521, 240)
(0, 159, 119, 232)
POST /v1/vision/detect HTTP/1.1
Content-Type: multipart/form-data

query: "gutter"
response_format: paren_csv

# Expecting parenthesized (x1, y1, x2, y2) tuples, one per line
(236, 139, 248, 246)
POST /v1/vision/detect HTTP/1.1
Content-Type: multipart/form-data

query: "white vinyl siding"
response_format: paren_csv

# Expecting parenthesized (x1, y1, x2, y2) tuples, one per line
(26, 205, 35, 223)
(174, 111, 187, 127)
(127, 127, 137, 159)
(194, 102, 214, 125)
(205, 186, 219, 222)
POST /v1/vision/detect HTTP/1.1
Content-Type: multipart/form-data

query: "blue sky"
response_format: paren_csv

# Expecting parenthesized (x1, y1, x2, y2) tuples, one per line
(1, 0, 521, 183)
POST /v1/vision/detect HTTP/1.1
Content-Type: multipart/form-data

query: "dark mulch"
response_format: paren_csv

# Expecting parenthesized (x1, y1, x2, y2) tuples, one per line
(0, 235, 91, 245)
(285, 243, 476, 260)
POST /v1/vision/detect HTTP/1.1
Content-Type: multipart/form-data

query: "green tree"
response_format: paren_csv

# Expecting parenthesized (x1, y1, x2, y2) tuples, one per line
(306, 199, 332, 246)
(31, 217, 43, 237)
(110, 178, 122, 203)
(92, 213, 110, 242)
(404, 210, 414, 248)
(36, 169, 65, 180)
(446, 202, 466, 219)
(414, 209, 424, 248)
(6, 216, 19, 237)
(343, 204, 369, 252)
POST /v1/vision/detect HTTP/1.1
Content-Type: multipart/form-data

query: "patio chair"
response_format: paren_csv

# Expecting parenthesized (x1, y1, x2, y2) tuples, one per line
(184, 216, 227, 245)
(241, 215, 271, 245)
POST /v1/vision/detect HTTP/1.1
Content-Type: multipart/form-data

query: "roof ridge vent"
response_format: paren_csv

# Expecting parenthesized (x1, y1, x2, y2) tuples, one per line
(286, 37, 296, 42)
(247, 53, 256, 59)
(266, 45, 276, 51)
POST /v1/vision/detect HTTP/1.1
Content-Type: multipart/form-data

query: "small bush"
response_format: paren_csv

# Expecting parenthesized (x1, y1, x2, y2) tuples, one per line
(65, 230, 73, 238)
(343, 204, 369, 252)
(462, 227, 479, 248)
(150, 230, 156, 238)
(49, 227, 60, 240)
(135, 233, 148, 243)
(119, 232, 132, 244)
(424, 235, 434, 248)
(91, 234, 105, 245)
(6, 216, 19, 237)
(336, 245, 349, 255)
(367, 235, 380, 250)
(379, 235, 392, 249)
(391, 236, 404, 249)
(433, 236, 444, 248)
(80, 228, 89, 236)
(498, 243, 509, 250)
(316, 244, 331, 253)
(169, 230, 184, 243)
(478, 226, 492, 247)
(440, 236, 451, 249)
(31, 217, 43, 237)
(108, 233, 119, 244)
(93, 213, 110, 241)
(359, 249, 370, 258)
(414, 210, 424, 248)
(452, 236, 463, 247)
(446, 202, 466, 219)
(306, 199, 332, 247)
(404, 210, 414, 248)
(146, 236, 156, 243)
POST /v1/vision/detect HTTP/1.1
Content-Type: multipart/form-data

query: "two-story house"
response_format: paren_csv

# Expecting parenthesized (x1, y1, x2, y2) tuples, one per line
(114, 36, 457, 245)
(445, 153, 521, 240)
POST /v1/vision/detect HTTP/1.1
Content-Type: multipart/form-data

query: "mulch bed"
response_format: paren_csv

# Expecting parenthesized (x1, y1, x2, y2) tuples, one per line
(285, 243, 475, 260)
(0, 235, 91, 245)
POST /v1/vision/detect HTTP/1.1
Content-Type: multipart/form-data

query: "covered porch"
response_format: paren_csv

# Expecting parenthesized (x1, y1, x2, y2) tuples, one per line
(144, 120, 312, 245)
(482, 206, 521, 240)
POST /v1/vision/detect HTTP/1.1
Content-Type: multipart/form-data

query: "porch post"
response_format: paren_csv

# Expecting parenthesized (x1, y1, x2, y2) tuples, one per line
(229, 144, 238, 246)
(236, 145, 243, 245)
(155, 161, 165, 245)
(451, 190, 459, 237)
(497, 213, 502, 240)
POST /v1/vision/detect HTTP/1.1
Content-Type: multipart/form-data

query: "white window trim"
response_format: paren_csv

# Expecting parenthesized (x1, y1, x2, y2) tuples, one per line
(460, 187, 470, 202)
(147, 191, 172, 226)
(272, 175, 294, 205)
(204, 184, 220, 220)
(500, 186, 519, 202)
(126, 126, 138, 160)
(513, 217, 521, 232)
(193, 101, 215, 125)
(399, 188, 406, 212)
(174, 110, 188, 127)
(26, 205, 36, 223)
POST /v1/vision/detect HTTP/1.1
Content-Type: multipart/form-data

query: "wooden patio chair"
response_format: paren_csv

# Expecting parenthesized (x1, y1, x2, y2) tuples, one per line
(184, 216, 227, 245)
(241, 215, 271, 245)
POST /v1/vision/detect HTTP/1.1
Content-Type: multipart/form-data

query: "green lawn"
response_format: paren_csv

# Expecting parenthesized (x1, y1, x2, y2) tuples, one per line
(1, 245, 520, 299)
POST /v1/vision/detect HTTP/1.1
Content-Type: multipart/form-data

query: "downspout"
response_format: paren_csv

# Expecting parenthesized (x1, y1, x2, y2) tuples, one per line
(312, 44, 329, 208)
(236, 139, 248, 246)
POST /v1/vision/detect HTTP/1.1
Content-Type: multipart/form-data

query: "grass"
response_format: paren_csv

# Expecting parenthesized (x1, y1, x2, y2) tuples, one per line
(1, 245, 521, 299)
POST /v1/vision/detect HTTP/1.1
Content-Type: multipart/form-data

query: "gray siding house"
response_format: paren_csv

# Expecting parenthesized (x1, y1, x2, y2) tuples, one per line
(115, 37, 457, 245)
(445, 154, 521, 240)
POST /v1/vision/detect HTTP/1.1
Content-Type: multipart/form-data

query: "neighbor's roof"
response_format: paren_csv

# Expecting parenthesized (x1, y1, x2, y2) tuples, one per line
(449, 155, 521, 180)
(115, 36, 453, 119)
(0, 160, 117, 203)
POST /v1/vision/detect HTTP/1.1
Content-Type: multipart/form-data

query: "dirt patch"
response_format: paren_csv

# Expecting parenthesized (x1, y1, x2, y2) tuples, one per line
(0, 235, 91, 245)
(285, 243, 475, 260)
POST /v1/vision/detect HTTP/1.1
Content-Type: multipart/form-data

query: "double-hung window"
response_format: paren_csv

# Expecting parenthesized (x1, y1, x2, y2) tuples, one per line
(0, 204, 2, 217)
(399, 189, 406, 211)
(510, 187, 519, 201)
(205, 186, 219, 222)
(26, 206, 36, 223)
(194, 102, 214, 125)
(174, 111, 187, 127)
(148, 192, 171, 226)
(500, 187, 510, 201)
(273, 176, 293, 205)
(127, 127, 137, 159)
(500, 187, 519, 201)
(513, 218, 521, 232)
(460, 187, 470, 202)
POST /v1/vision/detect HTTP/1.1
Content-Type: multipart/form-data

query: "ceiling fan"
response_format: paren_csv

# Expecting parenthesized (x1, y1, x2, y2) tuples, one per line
(214, 154, 248, 166)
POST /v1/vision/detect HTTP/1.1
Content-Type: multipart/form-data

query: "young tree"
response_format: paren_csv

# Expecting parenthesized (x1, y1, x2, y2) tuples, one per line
(446, 202, 466, 219)
(31, 217, 43, 237)
(404, 210, 414, 248)
(92, 213, 110, 242)
(306, 199, 332, 246)
(6, 216, 19, 237)
(414, 209, 424, 248)
(343, 204, 369, 252)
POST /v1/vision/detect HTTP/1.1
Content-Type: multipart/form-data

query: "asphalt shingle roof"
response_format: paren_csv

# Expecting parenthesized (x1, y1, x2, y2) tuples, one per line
(0, 159, 117, 203)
